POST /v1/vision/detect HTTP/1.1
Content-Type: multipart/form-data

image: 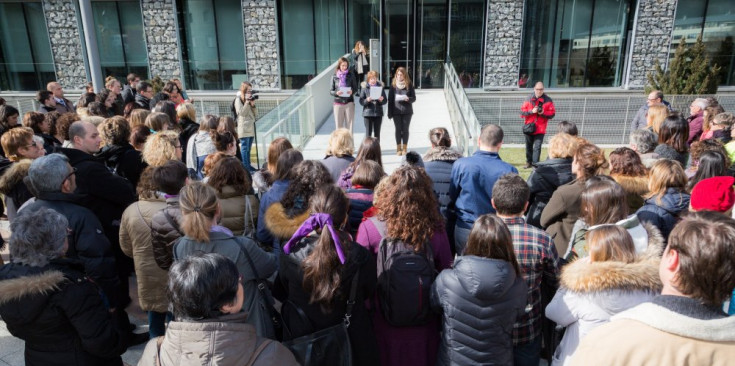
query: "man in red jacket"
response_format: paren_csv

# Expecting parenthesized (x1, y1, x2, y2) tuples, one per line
(521, 82, 556, 169)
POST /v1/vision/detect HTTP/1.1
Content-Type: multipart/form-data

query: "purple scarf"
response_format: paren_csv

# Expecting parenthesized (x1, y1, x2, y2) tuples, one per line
(336, 69, 348, 87)
(283, 213, 346, 264)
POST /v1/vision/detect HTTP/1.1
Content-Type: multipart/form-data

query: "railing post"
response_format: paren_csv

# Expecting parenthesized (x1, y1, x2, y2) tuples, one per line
(622, 95, 631, 144)
(580, 97, 588, 137)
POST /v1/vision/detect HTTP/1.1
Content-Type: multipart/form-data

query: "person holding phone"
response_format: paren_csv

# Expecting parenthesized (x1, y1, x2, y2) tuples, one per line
(330, 57, 358, 133)
(521, 82, 556, 169)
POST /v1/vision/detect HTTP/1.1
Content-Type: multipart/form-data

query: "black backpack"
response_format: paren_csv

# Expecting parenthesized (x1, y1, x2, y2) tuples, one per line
(370, 217, 436, 327)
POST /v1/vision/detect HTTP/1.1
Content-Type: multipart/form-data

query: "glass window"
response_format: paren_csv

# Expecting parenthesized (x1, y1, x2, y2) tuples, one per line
(178, 0, 247, 90)
(0, 2, 55, 91)
(670, 0, 735, 86)
(520, 0, 634, 88)
(448, 0, 485, 88)
(92, 1, 149, 82)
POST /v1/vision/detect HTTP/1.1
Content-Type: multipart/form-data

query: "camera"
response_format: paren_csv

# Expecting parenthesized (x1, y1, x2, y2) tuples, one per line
(247, 91, 259, 101)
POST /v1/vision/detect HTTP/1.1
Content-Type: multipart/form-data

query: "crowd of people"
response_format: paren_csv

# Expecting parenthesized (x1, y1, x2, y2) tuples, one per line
(0, 73, 733, 366)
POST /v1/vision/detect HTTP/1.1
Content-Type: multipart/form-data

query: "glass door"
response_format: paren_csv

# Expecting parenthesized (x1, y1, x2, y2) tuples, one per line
(416, 0, 446, 88)
(384, 0, 415, 86)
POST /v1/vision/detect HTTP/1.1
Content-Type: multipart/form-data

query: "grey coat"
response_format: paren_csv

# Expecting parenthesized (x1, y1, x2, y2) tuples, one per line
(431, 256, 528, 366)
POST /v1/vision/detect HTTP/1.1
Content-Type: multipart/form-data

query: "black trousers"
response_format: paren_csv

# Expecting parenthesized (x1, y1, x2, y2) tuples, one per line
(393, 114, 412, 145)
(525, 133, 544, 165)
(364, 116, 382, 140)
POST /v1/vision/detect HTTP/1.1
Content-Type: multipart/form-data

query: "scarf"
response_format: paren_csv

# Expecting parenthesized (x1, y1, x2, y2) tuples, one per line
(356, 52, 368, 75)
(396, 80, 406, 90)
(283, 213, 346, 264)
(337, 69, 348, 87)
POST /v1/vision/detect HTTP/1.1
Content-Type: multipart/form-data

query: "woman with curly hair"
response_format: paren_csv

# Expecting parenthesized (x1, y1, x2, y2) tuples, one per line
(355, 165, 452, 366)
(97, 116, 146, 187)
(687, 139, 732, 179)
(609, 147, 649, 212)
(264, 160, 333, 252)
(142, 130, 181, 167)
(337, 136, 382, 189)
(698, 104, 725, 141)
(275, 185, 379, 366)
(207, 157, 259, 236)
(54, 112, 79, 148)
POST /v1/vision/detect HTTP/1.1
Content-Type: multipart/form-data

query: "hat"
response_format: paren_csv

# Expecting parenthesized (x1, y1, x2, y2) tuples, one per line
(690, 176, 735, 213)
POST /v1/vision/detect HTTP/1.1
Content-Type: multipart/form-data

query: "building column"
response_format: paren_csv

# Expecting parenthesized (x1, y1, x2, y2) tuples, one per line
(243, 0, 281, 90)
(141, 0, 182, 82)
(42, 0, 87, 89)
(626, 0, 678, 89)
(483, 0, 524, 89)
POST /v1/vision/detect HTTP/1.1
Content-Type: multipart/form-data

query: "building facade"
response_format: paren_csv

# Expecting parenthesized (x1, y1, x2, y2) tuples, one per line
(0, 0, 733, 92)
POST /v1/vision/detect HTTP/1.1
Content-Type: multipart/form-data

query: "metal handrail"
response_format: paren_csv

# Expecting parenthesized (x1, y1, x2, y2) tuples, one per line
(444, 61, 481, 155)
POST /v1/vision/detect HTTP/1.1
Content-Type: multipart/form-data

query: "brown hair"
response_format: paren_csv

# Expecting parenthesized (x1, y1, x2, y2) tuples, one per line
(199, 114, 219, 132)
(280, 160, 333, 216)
(207, 157, 249, 195)
(581, 177, 628, 225)
(145, 112, 170, 132)
(130, 124, 152, 151)
(98, 116, 131, 146)
(22, 112, 45, 134)
(217, 116, 238, 139)
(703, 104, 725, 133)
(712, 112, 735, 128)
(180, 182, 219, 242)
(212, 131, 235, 153)
(176, 103, 196, 122)
(55, 113, 80, 141)
(1, 127, 34, 161)
(266, 137, 293, 175)
(492, 174, 529, 215)
(136, 166, 158, 200)
(645, 159, 687, 205)
(274, 149, 304, 181)
(366, 70, 379, 82)
(392, 67, 412, 88)
(44, 111, 61, 136)
(238, 81, 252, 103)
(689, 139, 730, 167)
(301, 185, 351, 310)
(646, 104, 669, 134)
(548, 133, 579, 159)
(587, 225, 636, 263)
(574, 143, 608, 181)
(609, 147, 647, 177)
(349, 137, 382, 171)
(335, 57, 349, 73)
(464, 214, 521, 276)
(202, 152, 229, 177)
(428, 127, 451, 148)
(375, 166, 443, 250)
(658, 115, 689, 154)
(153, 160, 188, 195)
(353, 40, 366, 53)
(351, 160, 385, 189)
(667, 211, 735, 305)
(129, 108, 150, 129)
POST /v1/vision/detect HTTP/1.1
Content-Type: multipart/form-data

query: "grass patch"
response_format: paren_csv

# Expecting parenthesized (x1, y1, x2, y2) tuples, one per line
(499, 147, 617, 180)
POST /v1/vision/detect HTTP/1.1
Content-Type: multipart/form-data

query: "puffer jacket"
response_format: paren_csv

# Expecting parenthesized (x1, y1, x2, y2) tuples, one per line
(119, 197, 168, 313)
(0, 259, 126, 366)
(566, 216, 664, 260)
(423, 147, 463, 220)
(173, 231, 278, 338)
(345, 188, 374, 236)
(138, 313, 298, 366)
(358, 81, 387, 117)
(216, 186, 259, 236)
(636, 188, 690, 241)
(150, 196, 184, 270)
(0, 159, 33, 221)
(546, 242, 662, 366)
(234, 96, 257, 138)
(526, 158, 573, 228)
(611, 174, 649, 213)
(431, 255, 528, 366)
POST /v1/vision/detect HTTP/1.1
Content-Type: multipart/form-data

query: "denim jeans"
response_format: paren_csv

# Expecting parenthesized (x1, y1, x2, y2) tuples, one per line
(240, 136, 256, 172)
(196, 155, 207, 180)
(513, 336, 541, 366)
(525, 133, 544, 165)
(148, 311, 172, 338)
(453, 224, 472, 256)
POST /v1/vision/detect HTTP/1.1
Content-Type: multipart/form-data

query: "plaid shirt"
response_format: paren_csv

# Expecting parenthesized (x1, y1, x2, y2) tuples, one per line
(502, 216, 560, 346)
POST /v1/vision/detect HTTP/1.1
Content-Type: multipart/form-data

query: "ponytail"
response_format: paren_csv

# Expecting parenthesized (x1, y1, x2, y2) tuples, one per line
(179, 182, 219, 242)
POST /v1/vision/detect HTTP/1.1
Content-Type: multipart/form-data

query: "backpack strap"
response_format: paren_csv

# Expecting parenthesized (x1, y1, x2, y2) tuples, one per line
(163, 209, 184, 236)
(245, 339, 273, 366)
(368, 216, 387, 238)
(344, 271, 360, 328)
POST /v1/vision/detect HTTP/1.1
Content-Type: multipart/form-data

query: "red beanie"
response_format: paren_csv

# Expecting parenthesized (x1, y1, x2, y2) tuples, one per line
(690, 176, 735, 212)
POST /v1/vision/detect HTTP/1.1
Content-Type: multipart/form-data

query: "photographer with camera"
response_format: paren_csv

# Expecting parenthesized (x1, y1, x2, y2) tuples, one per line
(521, 82, 556, 169)
(235, 81, 258, 173)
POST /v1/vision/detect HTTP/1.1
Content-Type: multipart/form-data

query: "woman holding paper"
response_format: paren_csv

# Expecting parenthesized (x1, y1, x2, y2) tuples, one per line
(330, 57, 358, 132)
(359, 70, 387, 140)
(388, 67, 416, 156)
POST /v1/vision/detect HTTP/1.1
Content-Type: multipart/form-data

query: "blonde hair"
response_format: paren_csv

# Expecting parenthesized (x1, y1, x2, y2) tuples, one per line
(392, 67, 412, 88)
(646, 104, 669, 134)
(326, 128, 354, 157)
(353, 40, 366, 53)
(366, 70, 379, 82)
(239, 82, 252, 103)
(1, 127, 34, 161)
(548, 133, 579, 159)
(142, 130, 179, 167)
(180, 182, 219, 243)
(176, 103, 196, 122)
(645, 159, 687, 204)
(145, 112, 170, 132)
(712, 112, 735, 128)
(587, 225, 636, 263)
(129, 109, 150, 129)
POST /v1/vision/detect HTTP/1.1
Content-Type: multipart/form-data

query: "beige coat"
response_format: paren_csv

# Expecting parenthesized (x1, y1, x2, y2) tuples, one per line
(138, 313, 299, 366)
(217, 185, 259, 236)
(570, 302, 735, 366)
(235, 97, 257, 138)
(120, 198, 168, 313)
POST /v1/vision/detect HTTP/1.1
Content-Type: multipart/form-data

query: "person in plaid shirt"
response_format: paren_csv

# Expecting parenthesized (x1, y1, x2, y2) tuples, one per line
(492, 174, 560, 366)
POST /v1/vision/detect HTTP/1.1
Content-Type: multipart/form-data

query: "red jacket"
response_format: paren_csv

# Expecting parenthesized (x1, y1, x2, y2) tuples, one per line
(521, 94, 556, 135)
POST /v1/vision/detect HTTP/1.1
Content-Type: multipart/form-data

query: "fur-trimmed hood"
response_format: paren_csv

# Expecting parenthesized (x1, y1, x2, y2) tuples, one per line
(423, 147, 463, 162)
(0, 270, 65, 306)
(264, 203, 311, 240)
(0, 159, 31, 194)
(360, 80, 385, 89)
(612, 174, 649, 195)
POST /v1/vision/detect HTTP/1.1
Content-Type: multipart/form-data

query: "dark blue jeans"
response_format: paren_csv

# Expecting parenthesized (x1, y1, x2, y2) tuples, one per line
(240, 136, 256, 172)
(513, 336, 541, 366)
(148, 311, 172, 338)
(453, 224, 472, 255)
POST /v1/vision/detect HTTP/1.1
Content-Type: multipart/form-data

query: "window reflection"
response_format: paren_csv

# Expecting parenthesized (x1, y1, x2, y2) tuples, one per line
(0, 2, 55, 91)
(92, 1, 149, 82)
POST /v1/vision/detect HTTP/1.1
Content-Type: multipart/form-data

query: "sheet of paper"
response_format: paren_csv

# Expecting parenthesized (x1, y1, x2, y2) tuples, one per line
(339, 87, 351, 96)
(370, 86, 382, 100)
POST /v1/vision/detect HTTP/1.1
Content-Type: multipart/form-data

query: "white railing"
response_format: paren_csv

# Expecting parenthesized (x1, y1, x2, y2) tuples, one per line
(444, 61, 481, 156)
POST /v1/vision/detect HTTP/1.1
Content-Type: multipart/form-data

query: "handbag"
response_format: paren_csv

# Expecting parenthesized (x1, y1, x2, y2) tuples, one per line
(523, 121, 536, 135)
(240, 242, 284, 340)
(242, 195, 272, 252)
(282, 272, 360, 366)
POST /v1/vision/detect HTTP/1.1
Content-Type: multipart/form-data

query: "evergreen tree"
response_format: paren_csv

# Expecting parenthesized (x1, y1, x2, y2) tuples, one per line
(646, 35, 720, 94)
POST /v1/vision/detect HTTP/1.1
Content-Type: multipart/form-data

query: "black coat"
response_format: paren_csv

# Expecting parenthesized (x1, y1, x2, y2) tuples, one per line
(149, 92, 170, 110)
(22, 192, 120, 309)
(0, 259, 125, 366)
(423, 147, 463, 220)
(273, 236, 379, 366)
(178, 117, 200, 164)
(96, 143, 147, 189)
(387, 85, 416, 118)
(121, 85, 136, 105)
(525, 158, 574, 228)
(38, 133, 62, 155)
(330, 72, 358, 104)
(358, 81, 387, 117)
(133, 93, 151, 110)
